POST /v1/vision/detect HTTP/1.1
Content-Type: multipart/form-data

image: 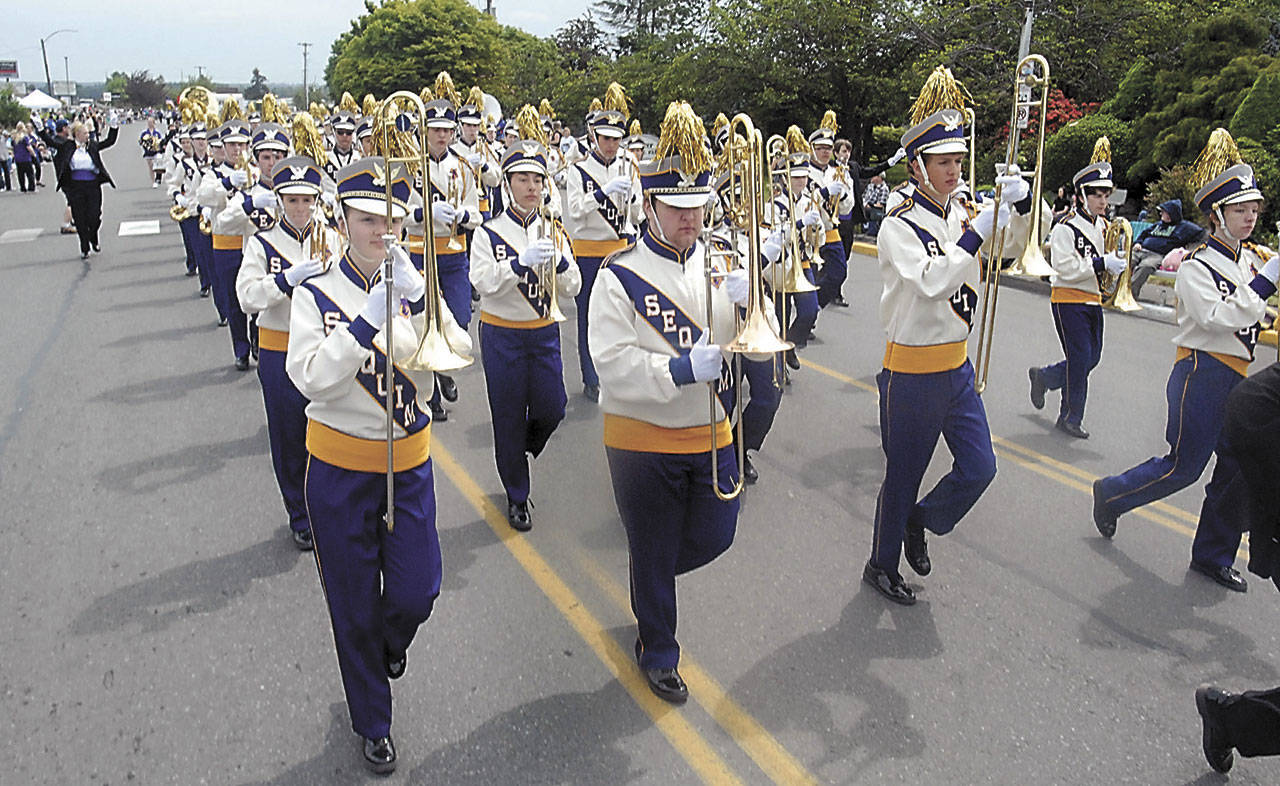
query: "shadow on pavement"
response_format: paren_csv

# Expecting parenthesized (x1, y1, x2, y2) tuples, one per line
(93, 366, 247, 405)
(95, 425, 268, 494)
(437, 517, 494, 593)
(238, 702, 370, 786)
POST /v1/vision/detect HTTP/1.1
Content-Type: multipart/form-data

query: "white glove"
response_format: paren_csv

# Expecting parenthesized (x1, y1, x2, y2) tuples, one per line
(320, 191, 336, 208)
(251, 191, 278, 210)
(1262, 256, 1280, 286)
(284, 258, 324, 286)
(762, 228, 786, 263)
(465, 152, 484, 168)
(360, 280, 389, 329)
(384, 238, 426, 301)
(431, 201, 457, 225)
(517, 238, 556, 273)
(825, 181, 845, 198)
(559, 136, 574, 154)
(688, 332, 723, 383)
(1102, 252, 1127, 276)
(602, 175, 632, 198)
(888, 147, 907, 166)
(800, 209, 822, 228)
(229, 169, 248, 188)
(973, 201, 1012, 240)
(175, 194, 189, 208)
(996, 174, 1030, 206)
(724, 268, 750, 306)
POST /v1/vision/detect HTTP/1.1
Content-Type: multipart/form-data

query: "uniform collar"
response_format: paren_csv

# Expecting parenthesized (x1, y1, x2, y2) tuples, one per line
(339, 252, 381, 292)
(280, 218, 312, 243)
(913, 186, 949, 220)
(642, 229, 695, 265)
(1206, 234, 1239, 262)
(505, 205, 538, 228)
(428, 148, 450, 163)
(591, 149, 614, 167)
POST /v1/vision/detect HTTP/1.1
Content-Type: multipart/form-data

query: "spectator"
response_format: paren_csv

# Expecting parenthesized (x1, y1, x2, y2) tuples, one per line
(1130, 199, 1204, 298)
(1052, 183, 1074, 224)
(863, 174, 889, 236)
(36, 119, 80, 234)
(11, 123, 38, 192)
(0, 129, 11, 191)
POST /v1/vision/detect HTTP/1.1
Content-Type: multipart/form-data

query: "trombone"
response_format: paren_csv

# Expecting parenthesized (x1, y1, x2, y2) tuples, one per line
(444, 169, 466, 251)
(375, 91, 474, 531)
(704, 114, 793, 501)
(765, 134, 818, 344)
(973, 54, 1052, 395)
(535, 186, 567, 322)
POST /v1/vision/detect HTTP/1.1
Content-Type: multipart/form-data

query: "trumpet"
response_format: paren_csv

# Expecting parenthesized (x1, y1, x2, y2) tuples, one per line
(535, 189, 567, 323)
(1101, 216, 1141, 311)
(445, 169, 465, 252)
(169, 196, 191, 222)
(973, 54, 1052, 395)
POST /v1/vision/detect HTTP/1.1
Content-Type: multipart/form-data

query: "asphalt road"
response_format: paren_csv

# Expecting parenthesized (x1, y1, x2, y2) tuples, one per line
(1, 133, 1277, 785)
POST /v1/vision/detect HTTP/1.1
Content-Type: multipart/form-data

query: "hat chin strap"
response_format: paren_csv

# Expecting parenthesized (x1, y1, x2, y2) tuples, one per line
(1214, 206, 1240, 245)
(914, 154, 932, 192)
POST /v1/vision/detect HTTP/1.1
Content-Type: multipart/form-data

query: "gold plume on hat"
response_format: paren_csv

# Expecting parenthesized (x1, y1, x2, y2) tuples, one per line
(338, 92, 359, 113)
(1191, 128, 1243, 190)
(362, 94, 378, 117)
(654, 101, 711, 175)
(465, 86, 484, 109)
(291, 113, 327, 166)
(220, 99, 245, 123)
(205, 110, 220, 128)
(909, 65, 971, 126)
(246, 100, 258, 118)
(308, 101, 326, 120)
(710, 112, 728, 140)
(373, 96, 424, 176)
(629, 119, 642, 136)
(418, 86, 435, 105)
(515, 104, 548, 146)
(785, 125, 811, 155)
(820, 110, 838, 135)
(539, 98, 556, 120)
(1090, 136, 1112, 164)
(262, 94, 290, 124)
(588, 97, 602, 113)
(434, 71, 461, 108)
(602, 82, 630, 121)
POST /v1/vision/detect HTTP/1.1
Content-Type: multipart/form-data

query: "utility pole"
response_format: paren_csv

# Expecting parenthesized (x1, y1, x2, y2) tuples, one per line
(484, 0, 494, 18)
(195, 65, 206, 82)
(1017, 0, 1036, 60)
(298, 42, 311, 107)
(39, 29, 75, 96)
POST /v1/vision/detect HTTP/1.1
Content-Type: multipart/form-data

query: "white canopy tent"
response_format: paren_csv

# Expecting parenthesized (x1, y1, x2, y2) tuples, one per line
(18, 89, 62, 110)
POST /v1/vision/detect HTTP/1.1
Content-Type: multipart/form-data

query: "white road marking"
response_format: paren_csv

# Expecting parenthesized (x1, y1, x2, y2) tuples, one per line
(0, 228, 44, 244)
(117, 220, 160, 237)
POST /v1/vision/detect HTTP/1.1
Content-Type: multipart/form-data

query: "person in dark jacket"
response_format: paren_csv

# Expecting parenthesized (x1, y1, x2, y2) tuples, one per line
(1130, 199, 1204, 297)
(45, 119, 118, 259)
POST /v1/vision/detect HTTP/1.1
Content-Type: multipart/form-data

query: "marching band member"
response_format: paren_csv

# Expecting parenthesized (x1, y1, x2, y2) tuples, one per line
(324, 111, 362, 180)
(213, 122, 289, 370)
(453, 88, 502, 221)
(174, 118, 214, 296)
(1094, 130, 1279, 594)
(866, 77, 1026, 605)
(197, 119, 255, 366)
(287, 157, 470, 774)
(588, 101, 755, 704)
(1028, 139, 1128, 438)
(774, 148, 823, 371)
(236, 156, 334, 551)
(469, 141, 581, 530)
(355, 116, 376, 157)
(139, 116, 164, 188)
(165, 122, 198, 278)
(564, 88, 642, 402)
(807, 112, 856, 308)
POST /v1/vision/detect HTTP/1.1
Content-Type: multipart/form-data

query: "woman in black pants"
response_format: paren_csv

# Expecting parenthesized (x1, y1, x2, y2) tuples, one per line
(57, 120, 118, 259)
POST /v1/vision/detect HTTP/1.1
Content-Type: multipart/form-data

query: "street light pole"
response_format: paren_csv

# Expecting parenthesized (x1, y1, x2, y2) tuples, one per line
(298, 42, 311, 107)
(39, 28, 75, 96)
(1017, 0, 1036, 61)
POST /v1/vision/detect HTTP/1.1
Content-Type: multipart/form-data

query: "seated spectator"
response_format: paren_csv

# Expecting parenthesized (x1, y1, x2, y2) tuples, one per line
(863, 174, 889, 237)
(1131, 199, 1204, 298)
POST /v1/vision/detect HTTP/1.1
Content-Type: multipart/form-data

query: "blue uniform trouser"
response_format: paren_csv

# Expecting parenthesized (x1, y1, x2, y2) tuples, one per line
(212, 245, 249, 360)
(257, 348, 309, 533)
(817, 240, 848, 306)
(1096, 350, 1242, 520)
(305, 455, 441, 740)
(741, 356, 782, 451)
(606, 445, 739, 670)
(479, 321, 567, 503)
(178, 216, 198, 274)
(871, 361, 997, 576)
(1039, 303, 1103, 426)
(775, 268, 819, 349)
(574, 254, 605, 388)
(192, 229, 216, 303)
(436, 251, 471, 330)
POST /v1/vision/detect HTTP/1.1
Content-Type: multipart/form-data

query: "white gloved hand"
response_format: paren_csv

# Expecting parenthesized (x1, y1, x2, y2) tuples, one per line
(724, 268, 750, 306)
(762, 228, 786, 263)
(1102, 252, 1127, 276)
(251, 190, 278, 210)
(602, 175, 632, 198)
(996, 173, 1030, 206)
(688, 332, 723, 383)
(1262, 255, 1280, 286)
(465, 152, 484, 168)
(825, 181, 845, 198)
(431, 201, 458, 225)
(284, 258, 324, 286)
(320, 191, 336, 208)
(888, 147, 907, 166)
(175, 194, 189, 208)
(801, 209, 822, 228)
(559, 136, 574, 154)
(973, 201, 1012, 240)
(516, 238, 556, 273)
(229, 169, 249, 188)
(360, 280, 389, 329)
(385, 238, 426, 301)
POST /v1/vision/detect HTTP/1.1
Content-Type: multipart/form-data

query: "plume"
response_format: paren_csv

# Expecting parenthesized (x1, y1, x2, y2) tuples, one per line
(654, 101, 711, 175)
(909, 65, 971, 126)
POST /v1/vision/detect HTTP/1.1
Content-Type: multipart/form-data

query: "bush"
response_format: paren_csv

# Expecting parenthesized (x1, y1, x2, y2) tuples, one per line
(1144, 165, 1202, 226)
(1230, 66, 1280, 143)
(1043, 112, 1133, 196)
(0, 88, 26, 127)
(1101, 59, 1156, 122)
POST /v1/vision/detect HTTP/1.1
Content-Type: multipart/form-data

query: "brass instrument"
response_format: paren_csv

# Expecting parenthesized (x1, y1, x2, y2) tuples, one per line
(974, 54, 1052, 395)
(963, 107, 977, 192)
(198, 212, 212, 235)
(235, 150, 260, 191)
(1101, 216, 1141, 311)
(828, 163, 848, 217)
(703, 114, 793, 501)
(445, 169, 466, 251)
(535, 188, 567, 323)
(375, 91, 474, 531)
(169, 199, 191, 222)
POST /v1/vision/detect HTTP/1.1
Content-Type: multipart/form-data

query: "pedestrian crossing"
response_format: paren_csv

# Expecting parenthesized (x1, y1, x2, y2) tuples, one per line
(117, 220, 160, 237)
(0, 228, 43, 244)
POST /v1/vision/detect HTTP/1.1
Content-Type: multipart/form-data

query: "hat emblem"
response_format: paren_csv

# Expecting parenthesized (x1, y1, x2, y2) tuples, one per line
(1238, 174, 1253, 188)
(289, 165, 308, 179)
(941, 110, 962, 131)
(371, 163, 386, 187)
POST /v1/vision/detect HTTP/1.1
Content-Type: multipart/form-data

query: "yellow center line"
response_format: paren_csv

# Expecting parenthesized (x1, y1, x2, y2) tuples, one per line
(796, 356, 1249, 557)
(431, 442, 743, 786)
(572, 550, 820, 786)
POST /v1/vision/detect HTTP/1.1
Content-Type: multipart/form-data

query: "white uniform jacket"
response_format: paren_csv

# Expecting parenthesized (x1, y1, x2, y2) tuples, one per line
(470, 206, 582, 326)
(403, 148, 483, 255)
(1048, 208, 1105, 303)
(322, 145, 361, 181)
(237, 218, 342, 339)
(564, 150, 642, 258)
(1172, 235, 1272, 374)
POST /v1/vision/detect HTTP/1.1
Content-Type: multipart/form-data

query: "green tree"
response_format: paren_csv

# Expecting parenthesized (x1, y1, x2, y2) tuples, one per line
(1230, 65, 1280, 143)
(554, 11, 610, 71)
(1042, 113, 1133, 194)
(124, 70, 168, 109)
(244, 68, 269, 101)
(0, 88, 26, 126)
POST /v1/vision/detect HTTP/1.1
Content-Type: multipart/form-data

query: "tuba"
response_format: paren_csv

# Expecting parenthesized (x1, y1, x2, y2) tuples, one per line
(1101, 216, 1141, 311)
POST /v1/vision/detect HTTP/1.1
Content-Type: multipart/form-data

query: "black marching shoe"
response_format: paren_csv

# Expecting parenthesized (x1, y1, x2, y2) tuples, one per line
(785, 349, 800, 370)
(832, 295, 850, 307)
(235, 355, 250, 371)
(438, 374, 458, 403)
(507, 499, 531, 532)
(92, 243, 100, 254)
(1092, 479, 1116, 538)
(218, 316, 228, 326)
(1055, 418, 1089, 439)
(385, 647, 406, 680)
(1190, 561, 1248, 593)
(80, 251, 89, 260)
(583, 384, 600, 403)
(742, 453, 759, 485)
(185, 268, 198, 277)
(291, 528, 313, 551)
(1195, 685, 1235, 773)
(362, 735, 397, 775)
(644, 667, 689, 704)
(199, 287, 211, 298)
(1028, 367, 1046, 410)
(904, 521, 931, 576)
(430, 401, 448, 422)
(862, 561, 916, 605)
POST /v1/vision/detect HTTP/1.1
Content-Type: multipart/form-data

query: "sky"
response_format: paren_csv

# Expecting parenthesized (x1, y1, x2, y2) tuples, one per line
(1, 0, 594, 87)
